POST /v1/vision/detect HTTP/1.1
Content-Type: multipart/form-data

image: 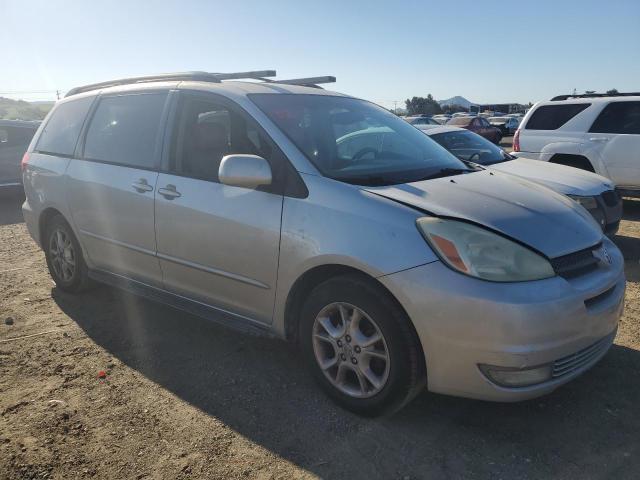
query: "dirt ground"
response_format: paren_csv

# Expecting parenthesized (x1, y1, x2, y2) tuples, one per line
(1, 177, 640, 479)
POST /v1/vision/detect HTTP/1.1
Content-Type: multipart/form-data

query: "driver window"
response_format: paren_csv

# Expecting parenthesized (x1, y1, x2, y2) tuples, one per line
(171, 96, 273, 182)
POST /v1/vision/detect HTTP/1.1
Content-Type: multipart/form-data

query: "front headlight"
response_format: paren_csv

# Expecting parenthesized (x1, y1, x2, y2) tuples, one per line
(567, 195, 598, 211)
(416, 217, 555, 282)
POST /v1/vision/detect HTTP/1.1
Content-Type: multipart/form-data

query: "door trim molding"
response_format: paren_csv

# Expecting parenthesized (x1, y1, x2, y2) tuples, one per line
(157, 252, 270, 290)
(79, 229, 156, 257)
(80, 229, 270, 290)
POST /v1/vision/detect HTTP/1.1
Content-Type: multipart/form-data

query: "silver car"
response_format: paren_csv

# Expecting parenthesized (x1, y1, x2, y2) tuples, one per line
(22, 71, 625, 416)
(418, 125, 623, 235)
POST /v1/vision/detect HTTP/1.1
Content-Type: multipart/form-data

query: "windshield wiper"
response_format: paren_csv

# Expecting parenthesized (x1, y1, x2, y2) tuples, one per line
(414, 166, 476, 181)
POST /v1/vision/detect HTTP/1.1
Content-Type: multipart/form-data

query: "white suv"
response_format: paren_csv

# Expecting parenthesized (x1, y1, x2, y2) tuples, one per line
(513, 94, 640, 197)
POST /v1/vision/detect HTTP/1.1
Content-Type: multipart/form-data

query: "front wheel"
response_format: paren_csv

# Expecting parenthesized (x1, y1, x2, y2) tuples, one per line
(299, 275, 426, 416)
(44, 215, 93, 293)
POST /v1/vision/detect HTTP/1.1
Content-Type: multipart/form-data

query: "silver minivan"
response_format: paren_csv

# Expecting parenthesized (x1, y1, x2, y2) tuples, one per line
(22, 72, 625, 415)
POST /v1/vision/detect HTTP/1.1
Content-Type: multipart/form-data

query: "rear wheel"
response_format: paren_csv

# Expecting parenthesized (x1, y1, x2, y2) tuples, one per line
(299, 275, 426, 416)
(44, 215, 93, 293)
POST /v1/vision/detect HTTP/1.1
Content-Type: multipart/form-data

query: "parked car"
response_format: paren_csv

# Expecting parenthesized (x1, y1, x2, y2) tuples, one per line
(513, 93, 640, 197)
(446, 116, 502, 143)
(23, 71, 624, 416)
(0, 120, 40, 190)
(432, 114, 451, 124)
(404, 115, 440, 126)
(489, 116, 520, 135)
(417, 125, 622, 234)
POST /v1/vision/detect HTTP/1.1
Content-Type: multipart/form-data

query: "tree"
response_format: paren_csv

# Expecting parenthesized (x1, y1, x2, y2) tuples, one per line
(404, 95, 442, 116)
(606, 88, 619, 95)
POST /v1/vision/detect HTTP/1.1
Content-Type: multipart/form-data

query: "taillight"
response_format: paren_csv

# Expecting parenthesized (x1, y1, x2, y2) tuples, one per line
(21, 151, 30, 171)
(513, 129, 521, 152)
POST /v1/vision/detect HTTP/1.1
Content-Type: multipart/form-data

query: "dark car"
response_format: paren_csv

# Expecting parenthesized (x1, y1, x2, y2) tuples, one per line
(445, 116, 502, 144)
(488, 116, 520, 135)
(0, 120, 40, 189)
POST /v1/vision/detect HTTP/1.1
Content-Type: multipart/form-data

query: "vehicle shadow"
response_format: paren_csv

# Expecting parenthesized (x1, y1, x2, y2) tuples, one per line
(0, 190, 25, 226)
(53, 286, 640, 479)
(622, 198, 640, 222)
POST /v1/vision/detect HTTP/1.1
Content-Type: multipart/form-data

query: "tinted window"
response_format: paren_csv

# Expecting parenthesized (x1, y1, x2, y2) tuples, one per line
(589, 101, 640, 134)
(251, 94, 465, 186)
(36, 97, 93, 156)
(525, 103, 590, 130)
(84, 93, 167, 169)
(430, 130, 510, 165)
(170, 96, 273, 182)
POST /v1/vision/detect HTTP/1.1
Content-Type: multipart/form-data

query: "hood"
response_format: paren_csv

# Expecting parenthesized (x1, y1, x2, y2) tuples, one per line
(490, 159, 614, 196)
(366, 170, 603, 258)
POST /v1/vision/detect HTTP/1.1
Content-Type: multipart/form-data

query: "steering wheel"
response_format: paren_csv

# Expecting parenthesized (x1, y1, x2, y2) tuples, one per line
(468, 152, 481, 162)
(352, 147, 378, 161)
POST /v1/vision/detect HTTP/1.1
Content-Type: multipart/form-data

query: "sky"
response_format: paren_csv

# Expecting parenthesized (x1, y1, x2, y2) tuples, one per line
(2, 0, 639, 109)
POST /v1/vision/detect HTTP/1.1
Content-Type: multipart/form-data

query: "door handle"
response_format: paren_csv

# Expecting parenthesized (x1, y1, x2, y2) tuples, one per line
(589, 137, 609, 142)
(158, 184, 181, 200)
(132, 178, 153, 193)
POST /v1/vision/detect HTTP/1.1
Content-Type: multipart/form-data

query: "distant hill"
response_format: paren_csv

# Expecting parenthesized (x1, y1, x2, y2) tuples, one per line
(438, 96, 477, 108)
(0, 97, 53, 120)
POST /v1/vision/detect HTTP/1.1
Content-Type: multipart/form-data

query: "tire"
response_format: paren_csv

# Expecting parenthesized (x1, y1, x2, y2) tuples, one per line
(299, 275, 426, 416)
(44, 214, 93, 293)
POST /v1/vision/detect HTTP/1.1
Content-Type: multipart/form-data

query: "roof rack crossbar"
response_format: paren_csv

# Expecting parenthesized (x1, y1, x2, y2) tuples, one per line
(272, 76, 336, 87)
(551, 92, 640, 101)
(212, 70, 276, 80)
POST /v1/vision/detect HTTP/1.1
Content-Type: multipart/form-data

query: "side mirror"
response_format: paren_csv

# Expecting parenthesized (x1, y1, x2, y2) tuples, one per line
(218, 154, 272, 189)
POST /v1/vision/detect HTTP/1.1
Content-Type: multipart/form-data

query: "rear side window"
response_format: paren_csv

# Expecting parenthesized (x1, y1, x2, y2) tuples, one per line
(589, 101, 640, 134)
(525, 104, 590, 130)
(36, 97, 93, 156)
(83, 93, 167, 169)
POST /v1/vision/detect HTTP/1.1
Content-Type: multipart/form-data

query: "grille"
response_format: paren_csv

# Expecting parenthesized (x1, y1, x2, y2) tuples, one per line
(550, 243, 601, 279)
(601, 190, 620, 207)
(552, 334, 613, 378)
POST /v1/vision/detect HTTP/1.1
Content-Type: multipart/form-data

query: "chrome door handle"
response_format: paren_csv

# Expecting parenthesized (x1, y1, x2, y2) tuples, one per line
(158, 184, 181, 200)
(132, 179, 153, 193)
(589, 137, 609, 142)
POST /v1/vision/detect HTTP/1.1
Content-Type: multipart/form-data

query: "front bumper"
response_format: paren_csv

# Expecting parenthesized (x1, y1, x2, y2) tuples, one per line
(379, 236, 625, 402)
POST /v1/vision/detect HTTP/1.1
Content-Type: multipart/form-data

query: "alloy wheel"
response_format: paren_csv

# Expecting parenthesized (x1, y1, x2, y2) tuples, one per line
(49, 228, 76, 282)
(312, 302, 390, 398)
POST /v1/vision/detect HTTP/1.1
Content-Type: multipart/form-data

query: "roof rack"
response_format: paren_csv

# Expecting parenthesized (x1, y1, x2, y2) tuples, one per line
(65, 70, 276, 97)
(65, 70, 336, 97)
(551, 92, 640, 101)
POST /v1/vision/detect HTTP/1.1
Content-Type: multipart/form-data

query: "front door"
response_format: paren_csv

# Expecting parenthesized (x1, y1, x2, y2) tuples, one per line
(154, 93, 284, 324)
(67, 92, 168, 286)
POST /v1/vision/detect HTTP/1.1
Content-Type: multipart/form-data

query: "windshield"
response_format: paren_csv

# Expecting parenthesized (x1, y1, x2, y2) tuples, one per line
(250, 94, 467, 185)
(429, 129, 512, 165)
(489, 117, 508, 122)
